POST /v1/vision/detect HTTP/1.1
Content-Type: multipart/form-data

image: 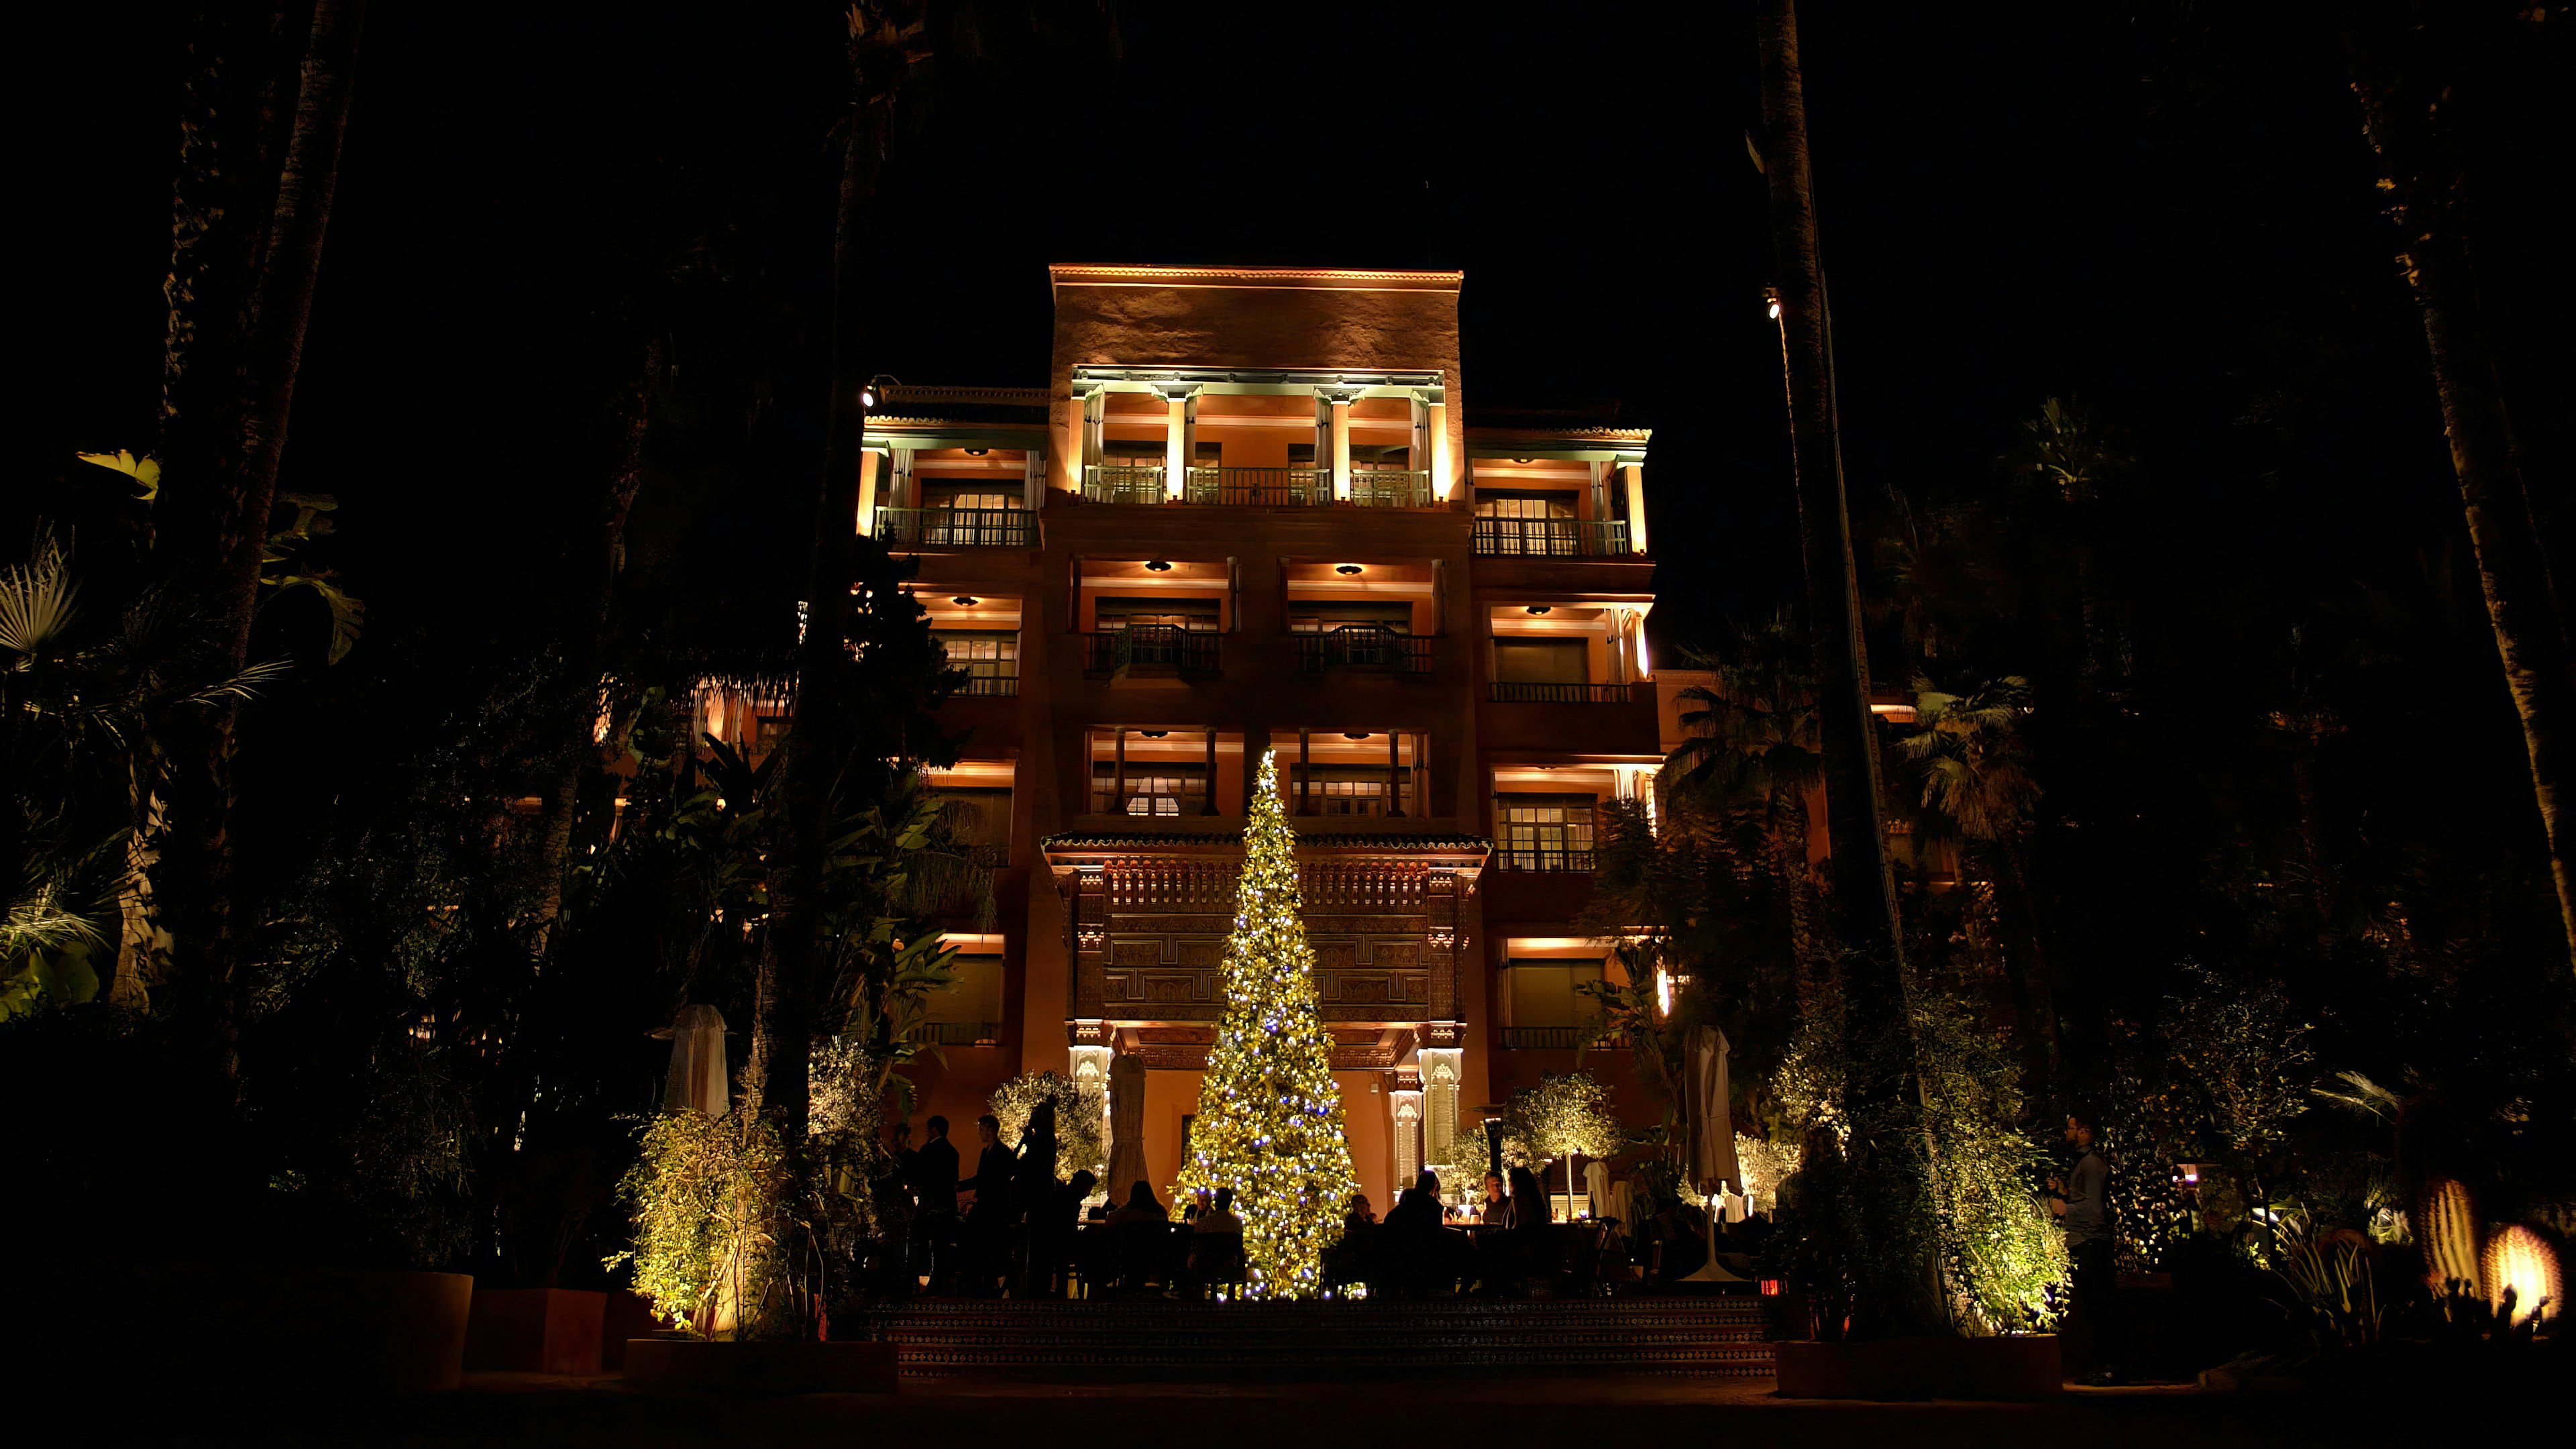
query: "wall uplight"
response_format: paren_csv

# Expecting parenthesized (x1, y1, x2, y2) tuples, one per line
(1144, 559, 1173, 572)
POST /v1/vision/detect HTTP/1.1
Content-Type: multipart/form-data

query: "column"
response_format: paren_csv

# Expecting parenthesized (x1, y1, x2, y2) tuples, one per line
(855, 448, 881, 535)
(1022, 446, 1046, 512)
(1163, 387, 1191, 500)
(1297, 728, 1312, 815)
(1391, 1085, 1424, 1191)
(1622, 463, 1649, 553)
(1201, 728, 1218, 816)
(1072, 868, 1108, 1020)
(1386, 730, 1403, 817)
(1067, 1039, 1113, 1198)
(1112, 727, 1126, 814)
(1587, 460, 1611, 520)
(1330, 397, 1353, 501)
(1419, 1047, 1464, 1183)
(1428, 400, 1452, 501)
(1079, 386, 1106, 492)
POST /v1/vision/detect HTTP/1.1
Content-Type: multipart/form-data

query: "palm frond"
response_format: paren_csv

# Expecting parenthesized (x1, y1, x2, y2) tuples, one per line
(0, 537, 79, 658)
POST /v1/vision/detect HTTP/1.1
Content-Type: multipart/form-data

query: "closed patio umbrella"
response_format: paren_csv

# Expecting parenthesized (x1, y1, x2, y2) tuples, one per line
(1106, 1051, 1148, 1198)
(655, 1004, 731, 1116)
(1679, 1025, 1747, 1282)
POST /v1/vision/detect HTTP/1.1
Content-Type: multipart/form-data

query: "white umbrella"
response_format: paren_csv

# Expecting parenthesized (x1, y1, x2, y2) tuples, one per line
(655, 1004, 731, 1116)
(1678, 1024, 1747, 1283)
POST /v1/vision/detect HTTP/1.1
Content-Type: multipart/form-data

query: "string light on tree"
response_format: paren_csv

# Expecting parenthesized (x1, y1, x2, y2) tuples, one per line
(1173, 750, 1358, 1299)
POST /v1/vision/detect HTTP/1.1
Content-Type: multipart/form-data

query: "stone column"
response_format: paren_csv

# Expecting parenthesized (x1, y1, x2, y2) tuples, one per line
(1419, 1046, 1464, 1187)
(1071, 867, 1109, 1020)
(1067, 1035, 1113, 1191)
(1390, 1084, 1424, 1191)
(855, 448, 881, 535)
(1621, 463, 1649, 553)
(1161, 386, 1197, 500)
(1428, 400, 1452, 500)
(1330, 398, 1353, 501)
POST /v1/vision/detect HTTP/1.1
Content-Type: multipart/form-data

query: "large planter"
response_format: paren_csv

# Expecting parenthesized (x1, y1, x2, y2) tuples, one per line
(1776, 1335, 2061, 1401)
(623, 1338, 898, 1395)
(466, 1287, 607, 1375)
(32, 1259, 473, 1396)
(600, 1291, 662, 1371)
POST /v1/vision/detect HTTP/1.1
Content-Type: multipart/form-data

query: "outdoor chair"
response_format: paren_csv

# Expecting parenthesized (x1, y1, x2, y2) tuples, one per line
(1187, 1233, 1247, 1299)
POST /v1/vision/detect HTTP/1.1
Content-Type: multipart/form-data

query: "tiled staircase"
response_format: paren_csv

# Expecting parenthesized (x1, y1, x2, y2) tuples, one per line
(865, 1297, 1776, 1381)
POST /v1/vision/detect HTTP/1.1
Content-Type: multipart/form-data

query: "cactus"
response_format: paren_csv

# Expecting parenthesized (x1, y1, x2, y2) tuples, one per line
(2480, 1226, 2561, 1328)
(2418, 1178, 2481, 1296)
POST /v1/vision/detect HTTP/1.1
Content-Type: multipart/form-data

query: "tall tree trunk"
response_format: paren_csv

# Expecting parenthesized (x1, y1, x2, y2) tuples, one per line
(1754, 0, 1935, 1336)
(749, 5, 908, 1160)
(154, 0, 368, 1076)
(2349, 21, 2576, 973)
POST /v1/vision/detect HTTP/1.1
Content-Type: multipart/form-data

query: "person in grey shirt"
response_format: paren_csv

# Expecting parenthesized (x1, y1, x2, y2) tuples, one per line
(2050, 1108, 2124, 1383)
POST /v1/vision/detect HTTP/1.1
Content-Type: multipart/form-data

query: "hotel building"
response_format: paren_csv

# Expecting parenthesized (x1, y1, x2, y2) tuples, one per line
(848, 266, 1685, 1211)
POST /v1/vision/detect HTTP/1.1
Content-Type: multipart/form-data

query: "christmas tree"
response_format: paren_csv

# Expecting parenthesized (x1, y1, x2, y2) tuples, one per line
(1175, 748, 1358, 1298)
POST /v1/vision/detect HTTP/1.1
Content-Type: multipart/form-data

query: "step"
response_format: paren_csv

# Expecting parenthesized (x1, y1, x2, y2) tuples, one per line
(860, 1299, 1779, 1380)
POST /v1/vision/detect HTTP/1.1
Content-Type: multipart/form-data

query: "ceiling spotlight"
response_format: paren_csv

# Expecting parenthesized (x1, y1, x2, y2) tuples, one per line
(1343, 731, 1371, 741)
(1335, 564, 1364, 576)
(1140, 730, 1169, 739)
(1511, 457, 1535, 464)
(1144, 559, 1173, 572)
(951, 596, 979, 606)
(1762, 286, 1782, 320)
(1525, 604, 1552, 615)
(964, 447, 989, 457)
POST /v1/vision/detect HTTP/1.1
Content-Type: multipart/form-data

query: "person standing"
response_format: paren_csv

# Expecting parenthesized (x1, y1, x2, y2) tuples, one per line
(2052, 1108, 2125, 1385)
(957, 1114, 1016, 1295)
(912, 1116, 961, 1293)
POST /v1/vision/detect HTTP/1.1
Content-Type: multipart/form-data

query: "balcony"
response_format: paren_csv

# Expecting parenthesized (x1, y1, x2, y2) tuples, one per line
(950, 673, 1018, 698)
(1295, 625, 1432, 676)
(873, 506, 1036, 548)
(1083, 466, 1439, 508)
(1490, 682, 1639, 704)
(1499, 1026, 1610, 1050)
(1185, 467, 1330, 506)
(1081, 625, 1221, 678)
(906, 1020, 1000, 1047)
(1492, 847, 1595, 872)
(1472, 518, 1631, 557)
(1081, 466, 1169, 504)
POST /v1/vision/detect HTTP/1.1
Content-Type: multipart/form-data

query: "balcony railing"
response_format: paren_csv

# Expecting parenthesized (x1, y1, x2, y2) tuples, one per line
(1348, 470, 1436, 508)
(1499, 1026, 1609, 1050)
(1490, 682, 1638, 704)
(1493, 847, 1595, 872)
(1183, 467, 1331, 506)
(1082, 625, 1220, 677)
(1085, 465, 1440, 508)
(873, 506, 1036, 548)
(1295, 625, 1432, 676)
(907, 1021, 1000, 1046)
(1471, 518, 1631, 557)
(1081, 466, 1169, 504)
(951, 674, 1018, 698)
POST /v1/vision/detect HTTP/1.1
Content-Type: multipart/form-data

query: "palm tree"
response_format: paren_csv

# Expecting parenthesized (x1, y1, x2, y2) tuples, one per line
(1897, 677, 2060, 1093)
(1662, 619, 1827, 979)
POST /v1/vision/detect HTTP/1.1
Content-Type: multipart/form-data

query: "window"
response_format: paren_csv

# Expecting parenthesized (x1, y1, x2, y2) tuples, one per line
(1094, 596, 1218, 631)
(1294, 766, 1411, 817)
(941, 491, 1017, 511)
(1091, 763, 1209, 816)
(1475, 492, 1575, 521)
(1497, 794, 1597, 871)
(1494, 639, 1587, 684)
(1289, 601, 1412, 634)
(932, 787, 1011, 861)
(936, 631, 1018, 696)
(1506, 959, 1605, 1029)
(921, 954, 1003, 1044)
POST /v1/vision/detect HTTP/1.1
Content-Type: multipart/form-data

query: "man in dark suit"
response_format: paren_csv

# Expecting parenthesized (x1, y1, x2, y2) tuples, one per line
(956, 1114, 1016, 1295)
(911, 1116, 960, 1292)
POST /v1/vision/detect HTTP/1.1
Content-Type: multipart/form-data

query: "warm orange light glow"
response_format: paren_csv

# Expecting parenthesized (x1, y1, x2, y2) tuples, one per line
(2483, 1226, 2561, 1327)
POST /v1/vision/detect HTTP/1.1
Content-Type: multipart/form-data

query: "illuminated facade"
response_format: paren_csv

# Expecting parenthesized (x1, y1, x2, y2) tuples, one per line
(869, 266, 1666, 1210)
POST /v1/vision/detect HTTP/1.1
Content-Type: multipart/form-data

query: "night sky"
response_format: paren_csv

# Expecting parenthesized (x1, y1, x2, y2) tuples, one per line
(15, 1, 2570, 671)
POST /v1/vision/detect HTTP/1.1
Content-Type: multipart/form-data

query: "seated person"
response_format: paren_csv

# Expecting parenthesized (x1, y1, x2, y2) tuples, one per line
(1106, 1180, 1169, 1226)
